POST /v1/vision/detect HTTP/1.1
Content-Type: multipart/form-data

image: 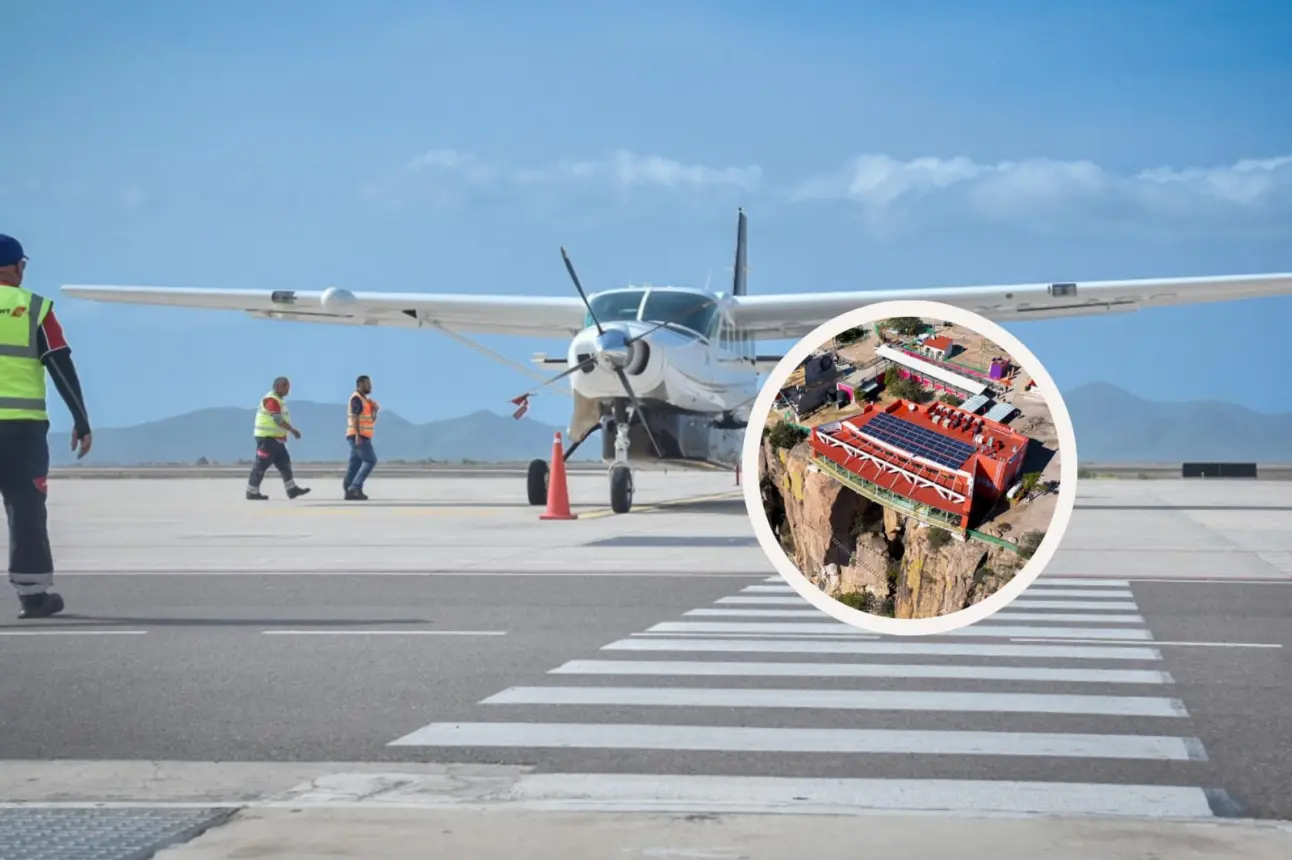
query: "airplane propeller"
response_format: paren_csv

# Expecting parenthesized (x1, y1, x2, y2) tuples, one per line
(508, 247, 723, 461)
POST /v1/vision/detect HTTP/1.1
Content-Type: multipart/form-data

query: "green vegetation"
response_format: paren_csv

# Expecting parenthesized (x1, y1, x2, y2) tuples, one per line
(939, 393, 963, 406)
(1020, 471, 1043, 494)
(883, 367, 927, 402)
(1019, 529, 1046, 559)
(836, 591, 875, 612)
(835, 326, 868, 345)
(882, 317, 925, 336)
(768, 422, 808, 451)
(927, 527, 951, 550)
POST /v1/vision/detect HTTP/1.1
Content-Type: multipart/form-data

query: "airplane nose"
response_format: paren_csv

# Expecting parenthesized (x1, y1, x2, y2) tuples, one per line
(593, 328, 632, 372)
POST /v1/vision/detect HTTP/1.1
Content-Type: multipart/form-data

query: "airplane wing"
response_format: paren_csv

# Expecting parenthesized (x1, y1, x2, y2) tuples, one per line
(58, 285, 589, 337)
(728, 274, 1292, 340)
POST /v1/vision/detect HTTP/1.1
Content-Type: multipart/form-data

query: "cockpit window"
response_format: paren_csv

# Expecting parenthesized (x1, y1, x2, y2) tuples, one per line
(640, 290, 718, 339)
(584, 290, 644, 329)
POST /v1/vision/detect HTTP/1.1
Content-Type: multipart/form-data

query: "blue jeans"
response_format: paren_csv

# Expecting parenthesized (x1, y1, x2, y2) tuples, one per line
(344, 435, 377, 490)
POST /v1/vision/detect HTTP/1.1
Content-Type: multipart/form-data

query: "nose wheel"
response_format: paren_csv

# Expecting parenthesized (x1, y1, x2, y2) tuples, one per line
(609, 463, 634, 514)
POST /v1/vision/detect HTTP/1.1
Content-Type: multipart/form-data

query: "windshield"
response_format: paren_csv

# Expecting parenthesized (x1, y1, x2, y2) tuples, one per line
(640, 290, 718, 338)
(584, 290, 644, 328)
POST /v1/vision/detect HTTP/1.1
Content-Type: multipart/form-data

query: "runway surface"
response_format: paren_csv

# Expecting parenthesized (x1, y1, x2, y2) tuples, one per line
(2, 472, 1291, 825)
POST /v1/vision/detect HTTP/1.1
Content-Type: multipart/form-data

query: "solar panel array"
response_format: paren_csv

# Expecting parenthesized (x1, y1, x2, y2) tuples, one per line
(859, 410, 977, 471)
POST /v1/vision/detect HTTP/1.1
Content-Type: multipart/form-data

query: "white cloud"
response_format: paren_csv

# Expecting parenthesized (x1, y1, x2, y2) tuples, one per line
(362, 148, 762, 207)
(790, 152, 1292, 234)
(366, 147, 1292, 234)
(514, 150, 762, 192)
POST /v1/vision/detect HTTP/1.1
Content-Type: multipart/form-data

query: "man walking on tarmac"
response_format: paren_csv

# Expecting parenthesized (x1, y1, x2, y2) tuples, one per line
(343, 374, 379, 500)
(0, 234, 93, 619)
(247, 376, 311, 501)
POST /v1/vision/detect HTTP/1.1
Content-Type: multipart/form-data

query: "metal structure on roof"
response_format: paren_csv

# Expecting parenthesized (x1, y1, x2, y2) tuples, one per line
(815, 425, 967, 506)
(960, 393, 992, 414)
(875, 344, 988, 397)
(984, 402, 1019, 423)
(858, 411, 977, 472)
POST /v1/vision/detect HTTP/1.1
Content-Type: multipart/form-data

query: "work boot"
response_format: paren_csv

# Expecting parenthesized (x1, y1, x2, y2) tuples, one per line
(246, 490, 269, 500)
(287, 486, 311, 500)
(346, 487, 369, 501)
(18, 591, 65, 620)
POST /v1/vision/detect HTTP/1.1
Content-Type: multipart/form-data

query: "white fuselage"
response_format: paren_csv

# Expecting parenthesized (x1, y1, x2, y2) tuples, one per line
(565, 287, 760, 418)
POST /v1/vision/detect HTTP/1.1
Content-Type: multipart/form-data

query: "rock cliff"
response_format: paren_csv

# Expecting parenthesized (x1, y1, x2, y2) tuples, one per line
(759, 433, 1027, 619)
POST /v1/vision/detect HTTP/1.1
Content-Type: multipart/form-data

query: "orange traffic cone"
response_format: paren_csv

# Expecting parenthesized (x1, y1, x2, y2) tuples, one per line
(540, 432, 577, 521)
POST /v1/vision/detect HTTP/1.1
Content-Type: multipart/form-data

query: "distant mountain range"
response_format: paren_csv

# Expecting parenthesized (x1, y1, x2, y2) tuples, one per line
(47, 382, 1292, 466)
(1063, 382, 1292, 464)
(49, 402, 598, 467)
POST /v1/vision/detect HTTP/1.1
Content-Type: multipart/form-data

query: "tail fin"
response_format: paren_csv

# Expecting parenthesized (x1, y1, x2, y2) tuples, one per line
(731, 208, 748, 296)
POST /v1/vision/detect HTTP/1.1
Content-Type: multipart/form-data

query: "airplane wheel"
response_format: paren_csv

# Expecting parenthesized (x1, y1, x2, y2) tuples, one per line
(610, 464, 633, 514)
(527, 458, 549, 506)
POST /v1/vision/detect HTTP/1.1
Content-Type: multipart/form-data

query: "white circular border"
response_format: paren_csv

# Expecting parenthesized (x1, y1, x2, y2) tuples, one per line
(742, 299, 1080, 637)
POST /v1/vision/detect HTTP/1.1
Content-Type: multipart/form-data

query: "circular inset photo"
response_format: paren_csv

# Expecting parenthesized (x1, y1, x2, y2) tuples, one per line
(742, 300, 1078, 637)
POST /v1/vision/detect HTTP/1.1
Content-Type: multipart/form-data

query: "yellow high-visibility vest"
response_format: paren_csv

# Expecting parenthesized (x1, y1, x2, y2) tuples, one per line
(253, 391, 290, 439)
(0, 287, 51, 422)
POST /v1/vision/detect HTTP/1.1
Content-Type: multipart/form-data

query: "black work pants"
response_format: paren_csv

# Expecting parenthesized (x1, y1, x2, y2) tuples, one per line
(0, 420, 54, 595)
(247, 436, 297, 490)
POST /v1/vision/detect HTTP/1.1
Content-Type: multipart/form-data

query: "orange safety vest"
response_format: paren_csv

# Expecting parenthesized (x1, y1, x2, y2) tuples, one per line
(346, 392, 376, 438)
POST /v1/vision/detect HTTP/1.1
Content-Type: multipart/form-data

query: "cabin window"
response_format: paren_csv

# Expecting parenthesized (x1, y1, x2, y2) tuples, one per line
(584, 290, 645, 329)
(640, 290, 718, 339)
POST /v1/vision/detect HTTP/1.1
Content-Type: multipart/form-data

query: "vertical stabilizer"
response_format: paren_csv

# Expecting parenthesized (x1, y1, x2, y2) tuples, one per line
(731, 208, 748, 296)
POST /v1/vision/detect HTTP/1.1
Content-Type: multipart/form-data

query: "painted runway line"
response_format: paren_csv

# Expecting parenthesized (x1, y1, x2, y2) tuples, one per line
(481, 686, 1189, 718)
(549, 659, 1175, 684)
(601, 637, 1164, 660)
(261, 630, 508, 636)
(682, 608, 1147, 624)
(390, 722, 1204, 761)
(645, 621, 1155, 640)
(381, 571, 1235, 820)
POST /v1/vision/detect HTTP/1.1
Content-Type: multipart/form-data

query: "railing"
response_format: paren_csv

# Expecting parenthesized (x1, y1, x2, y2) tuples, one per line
(965, 529, 1022, 554)
(811, 454, 965, 531)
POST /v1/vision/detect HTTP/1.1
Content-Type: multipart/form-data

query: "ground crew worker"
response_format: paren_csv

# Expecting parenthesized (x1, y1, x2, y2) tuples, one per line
(343, 374, 379, 500)
(0, 234, 93, 619)
(246, 376, 311, 501)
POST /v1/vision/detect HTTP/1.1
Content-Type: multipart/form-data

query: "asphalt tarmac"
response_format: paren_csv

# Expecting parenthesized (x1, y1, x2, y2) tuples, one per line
(2, 472, 1290, 824)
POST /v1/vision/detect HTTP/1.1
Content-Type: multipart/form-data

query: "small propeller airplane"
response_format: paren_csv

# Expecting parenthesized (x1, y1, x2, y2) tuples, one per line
(61, 210, 1292, 514)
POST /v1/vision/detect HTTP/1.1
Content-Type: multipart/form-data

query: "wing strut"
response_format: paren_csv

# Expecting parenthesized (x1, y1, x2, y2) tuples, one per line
(426, 321, 572, 394)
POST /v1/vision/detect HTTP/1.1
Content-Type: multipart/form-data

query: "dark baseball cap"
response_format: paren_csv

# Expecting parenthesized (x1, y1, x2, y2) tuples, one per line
(0, 234, 26, 267)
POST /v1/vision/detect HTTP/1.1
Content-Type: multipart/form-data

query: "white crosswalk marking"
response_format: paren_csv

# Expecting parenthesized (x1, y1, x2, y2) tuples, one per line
(388, 575, 1236, 820)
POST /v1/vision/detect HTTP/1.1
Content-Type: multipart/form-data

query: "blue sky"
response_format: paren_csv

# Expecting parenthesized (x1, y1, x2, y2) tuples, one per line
(4, 0, 1290, 434)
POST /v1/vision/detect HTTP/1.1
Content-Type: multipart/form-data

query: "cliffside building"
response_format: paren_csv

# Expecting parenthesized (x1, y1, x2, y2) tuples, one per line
(808, 399, 1031, 535)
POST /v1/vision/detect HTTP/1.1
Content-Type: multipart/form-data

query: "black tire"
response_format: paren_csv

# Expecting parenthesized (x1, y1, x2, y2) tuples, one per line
(610, 464, 633, 514)
(527, 458, 549, 506)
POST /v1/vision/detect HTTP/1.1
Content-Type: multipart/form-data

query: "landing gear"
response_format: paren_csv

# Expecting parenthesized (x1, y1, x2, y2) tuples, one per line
(526, 423, 601, 507)
(610, 463, 634, 514)
(527, 458, 549, 506)
(609, 416, 635, 514)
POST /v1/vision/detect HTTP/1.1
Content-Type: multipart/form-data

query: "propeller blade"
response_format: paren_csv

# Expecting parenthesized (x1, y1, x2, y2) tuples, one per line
(561, 247, 603, 335)
(508, 354, 597, 410)
(614, 368, 664, 459)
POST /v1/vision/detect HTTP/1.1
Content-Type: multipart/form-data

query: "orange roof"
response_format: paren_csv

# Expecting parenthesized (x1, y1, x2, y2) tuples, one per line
(812, 423, 972, 518)
(924, 335, 953, 351)
(861, 399, 1027, 469)
(809, 399, 1030, 518)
